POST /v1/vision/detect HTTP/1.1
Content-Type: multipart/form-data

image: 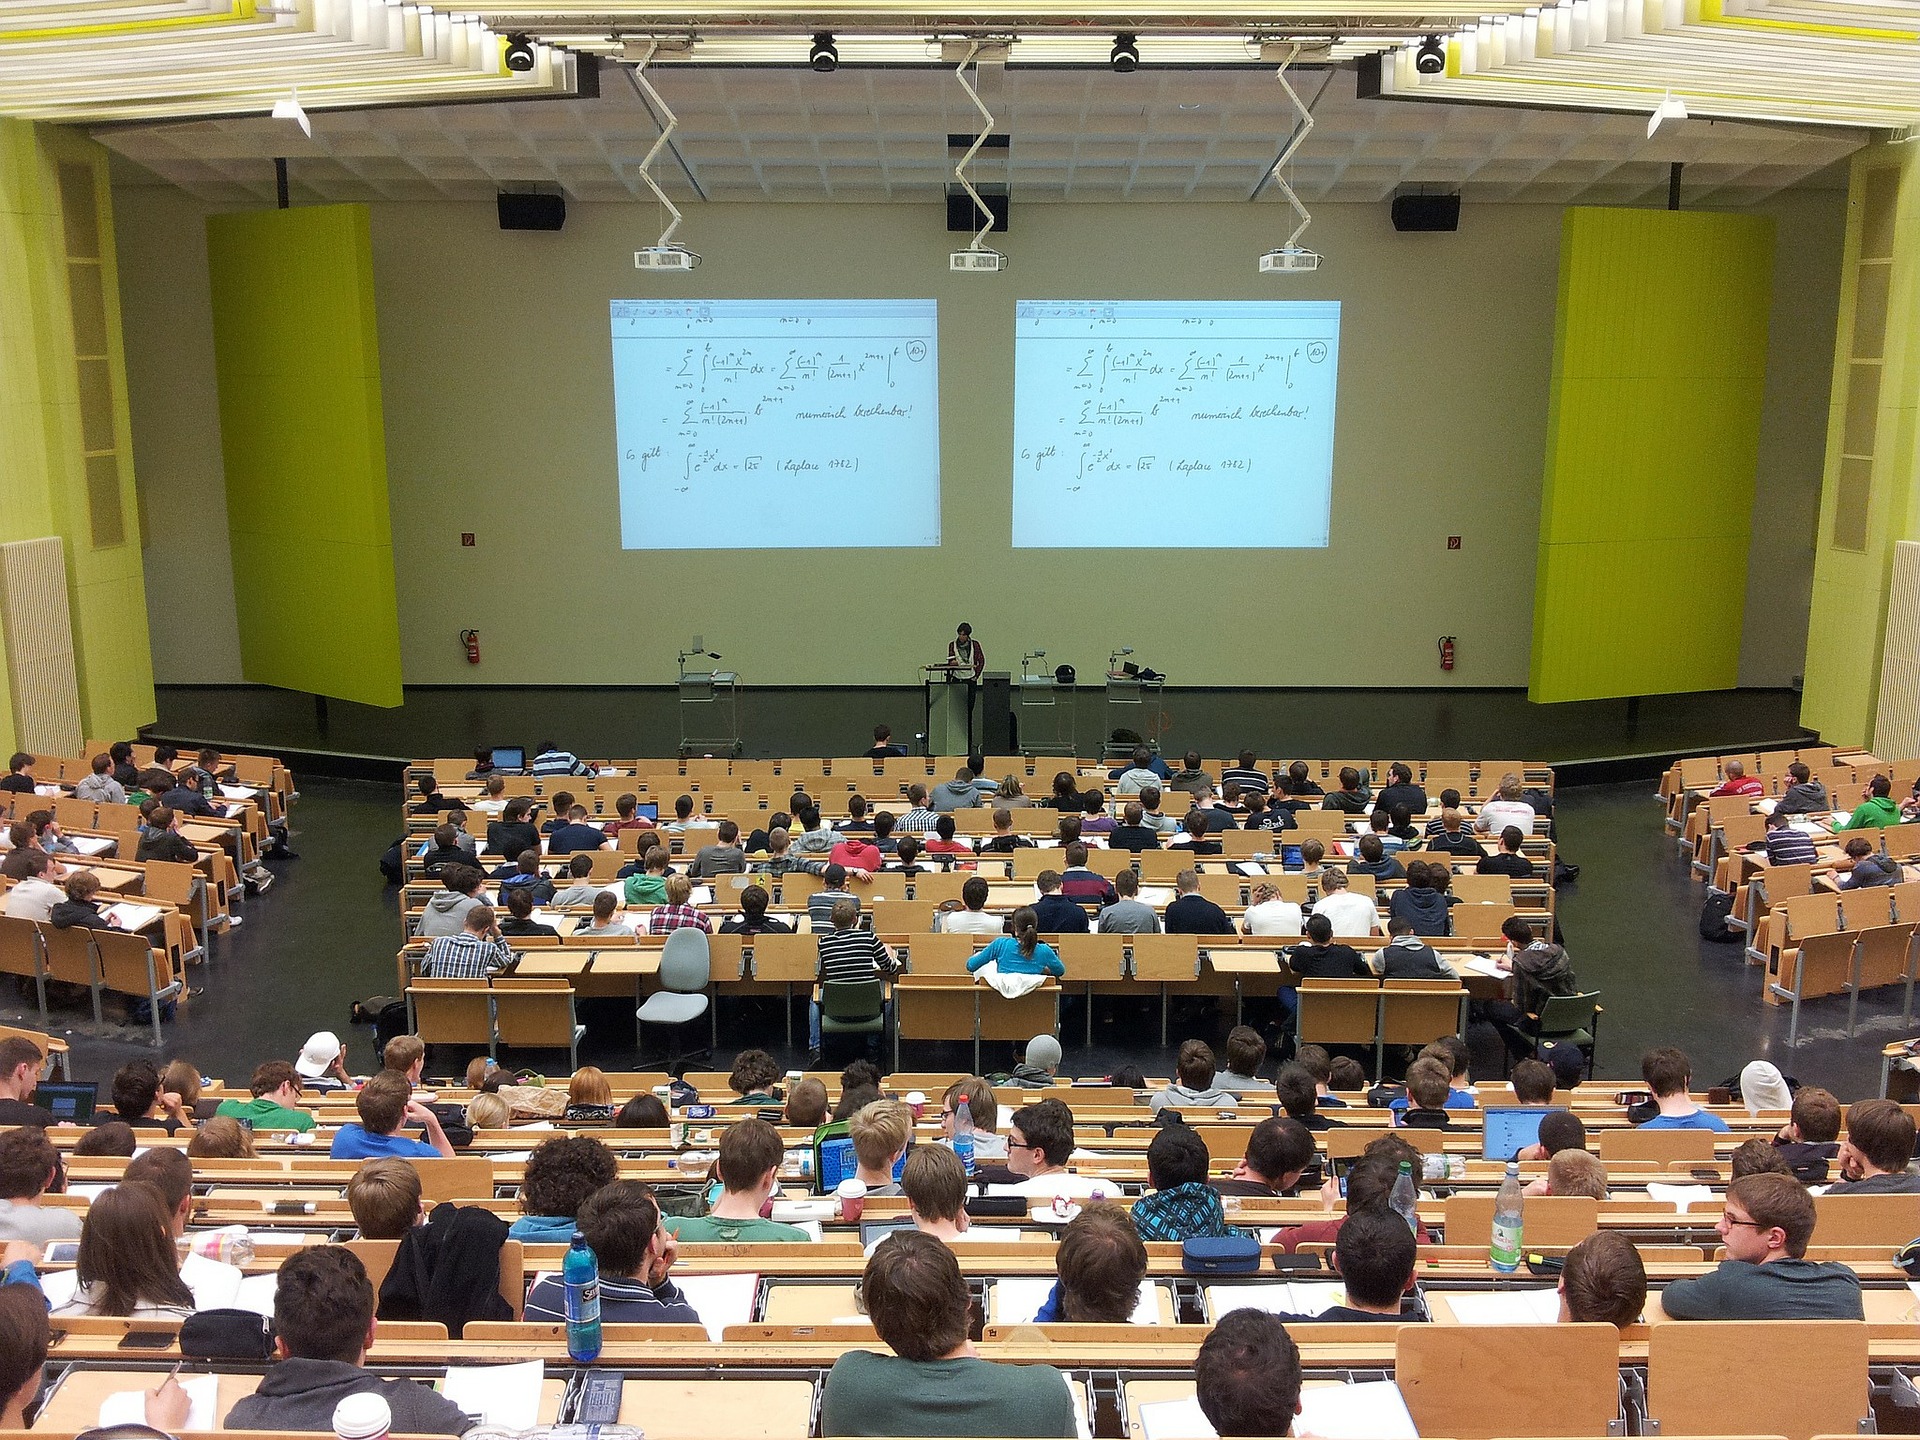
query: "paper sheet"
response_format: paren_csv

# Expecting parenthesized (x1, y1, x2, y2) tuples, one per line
(1297, 1380, 1420, 1439)
(104, 902, 167, 931)
(219, 784, 259, 800)
(672, 1271, 761, 1342)
(69, 835, 115, 857)
(98, 1375, 219, 1431)
(1137, 887, 1175, 906)
(992, 1276, 1157, 1324)
(39, 1268, 79, 1308)
(1646, 1183, 1716, 1215)
(1205, 1281, 1347, 1320)
(233, 1271, 280, 1316)
(441, 1359, 545, 1428)
(1137, 1395, 1215, 1440)
(1452, 955, 1507, 978)
(1441, 1289, 1561, 1325)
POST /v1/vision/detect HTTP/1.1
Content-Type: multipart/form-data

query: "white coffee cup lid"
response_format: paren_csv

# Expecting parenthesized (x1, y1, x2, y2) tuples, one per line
(333, 1392, 392, 1440)
(836, 1178, 867, 1197)
(905, 1091, 927, 1104)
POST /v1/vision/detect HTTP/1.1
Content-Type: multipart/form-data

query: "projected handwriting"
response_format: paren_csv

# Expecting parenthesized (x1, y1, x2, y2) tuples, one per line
(1064, 344, 1312, 395)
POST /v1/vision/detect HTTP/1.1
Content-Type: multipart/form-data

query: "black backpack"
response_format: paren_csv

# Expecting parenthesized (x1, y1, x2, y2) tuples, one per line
(1699, 890, 1737, 942)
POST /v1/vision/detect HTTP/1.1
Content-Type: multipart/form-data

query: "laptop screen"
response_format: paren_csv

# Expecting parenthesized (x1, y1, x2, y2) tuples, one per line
(1481, 1106, 1563, 1161)
(632, 801, 659, 822)
(816, 1139, 914, 1195)
(34, 1082, 96, 1125)
(490, 746, 526, 773)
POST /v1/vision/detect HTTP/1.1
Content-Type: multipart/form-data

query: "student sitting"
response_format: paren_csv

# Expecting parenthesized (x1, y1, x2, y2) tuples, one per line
(1660, 1173, 1863, 1319)
(1241, 882, 1302, 937)
(1395, 1057, 1455, 1130)
(965, 907, 1064, 976)
(668, 1118, 808, 1242)
(347, 1158, 426, 1239)
(1388, 861, 1450, 936)
(1348, 833, 1405, 881)
(1476, 826, 1535, 877)
(509, 1135, 618, 1242)
(1030, 870, 1091, 934)
(1131, 1126, 1245, 1242)
(1211, 1116, 1315, 1198)
(1373, 917, 1453, 980)
(224, 1246, 470, 1433)
(0, 1126, 79, 1244)
(329, 1072, 454, 1159)
(820, 1231, 1076, 1437)
(1275, 1064, 1340, 1132)
(1034, 1201, 1149, 1320)
(1829, 1098, 1920, 1192)
(1275, 1209, 1421, 1323)
(1772, 1086, 1842, 1184)
(1214, 1027, 1274, 1097)
(848, 1100, 913, 1197)
(718, 884, 792, 937)
(1559, 1232, 1647, 1326)
(944, 876, 1008, 935)
(529, 1175, 702, 1328)
(547, 853, 600, 909)
(1194, 1310, 1303, 1437)
(499, 886, 559, 938)
(1637, 1046, 1730, 1131)
(575, 890, 635, 938)
(53, 1181, 197, 1318)
(1149, 1039, 1237, 1115)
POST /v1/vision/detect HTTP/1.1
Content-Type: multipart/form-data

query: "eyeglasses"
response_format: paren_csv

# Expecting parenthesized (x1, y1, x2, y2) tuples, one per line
(1721, 1215, 1767, 1228)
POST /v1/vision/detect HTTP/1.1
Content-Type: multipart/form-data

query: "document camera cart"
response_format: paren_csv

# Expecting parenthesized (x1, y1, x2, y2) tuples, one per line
(677, 655, 741, 757)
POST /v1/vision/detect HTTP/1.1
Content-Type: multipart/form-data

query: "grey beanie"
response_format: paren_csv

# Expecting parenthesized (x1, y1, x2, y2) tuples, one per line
(1025, 1034, 1064, 1071)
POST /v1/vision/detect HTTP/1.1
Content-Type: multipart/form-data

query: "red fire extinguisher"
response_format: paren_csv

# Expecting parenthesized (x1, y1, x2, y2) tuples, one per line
(1438, 636, 1456, 672)
(461, 629, 480, 665)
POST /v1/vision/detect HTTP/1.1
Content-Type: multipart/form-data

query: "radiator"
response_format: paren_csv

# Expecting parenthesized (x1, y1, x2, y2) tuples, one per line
(0, 536, 83, 756)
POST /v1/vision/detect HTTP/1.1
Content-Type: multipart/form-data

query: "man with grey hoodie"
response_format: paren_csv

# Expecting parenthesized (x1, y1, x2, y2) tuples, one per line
(416, 864, 487, 937)
(1774, 762, 1831, 816)
(225, 1247, 469, 1434)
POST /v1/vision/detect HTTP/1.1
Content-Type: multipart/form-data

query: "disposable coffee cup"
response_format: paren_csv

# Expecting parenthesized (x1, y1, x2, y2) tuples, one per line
(904, 1090, 927, 1121)
(786, 1069, 804, 1083)
(332, 1392, 391, 1440)
(836, 1177, 867, 1222)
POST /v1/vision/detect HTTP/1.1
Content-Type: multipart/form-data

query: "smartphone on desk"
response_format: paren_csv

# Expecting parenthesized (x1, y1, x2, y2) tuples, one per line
(118, 1331, 173, 1350)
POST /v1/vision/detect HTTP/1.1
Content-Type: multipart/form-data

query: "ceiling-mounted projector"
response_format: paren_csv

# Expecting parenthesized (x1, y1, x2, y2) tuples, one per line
(950, 247, 1006, 273)
(1259, 246, 1321, 273)
(635, 246, 701, 271)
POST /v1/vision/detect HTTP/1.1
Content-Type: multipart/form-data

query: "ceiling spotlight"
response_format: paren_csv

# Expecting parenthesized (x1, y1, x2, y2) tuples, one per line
(503, 33, 536, 72)
(1110, 33, 1140, 73)
(809, 32, 839, 72)
(1414, 34, 1446, 74)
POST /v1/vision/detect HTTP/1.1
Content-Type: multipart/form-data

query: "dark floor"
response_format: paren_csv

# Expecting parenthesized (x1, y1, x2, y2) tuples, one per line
(150, 683, 1813, 770)
(10, 774, 1892, 1102)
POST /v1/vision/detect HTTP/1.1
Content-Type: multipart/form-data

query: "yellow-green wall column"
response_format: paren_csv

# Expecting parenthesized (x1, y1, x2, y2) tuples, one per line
(1529, 206, 1776, 704)
(1801, 142, 1920, 748)
(0, 118, 156, 755)
(205, 204, 402, 708)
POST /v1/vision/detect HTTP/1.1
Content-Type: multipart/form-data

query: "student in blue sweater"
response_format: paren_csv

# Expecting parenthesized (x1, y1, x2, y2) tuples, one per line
(966, 908, 1065, 978)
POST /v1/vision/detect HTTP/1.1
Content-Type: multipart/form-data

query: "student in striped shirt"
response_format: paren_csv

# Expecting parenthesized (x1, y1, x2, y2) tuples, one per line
(811, 896, 899, 1060)
(531, 742, 592, 779)
(1755, 809, 1819, 867)
(1220, 751, 1272, 799)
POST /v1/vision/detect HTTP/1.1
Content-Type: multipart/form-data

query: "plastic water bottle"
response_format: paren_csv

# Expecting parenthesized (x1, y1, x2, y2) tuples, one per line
(952, 1097, 976, 1175)
(563, 1230, 603, 1361)
(1389, 1160, 1419, 1236)
(1490, 1160, 1525, 1274)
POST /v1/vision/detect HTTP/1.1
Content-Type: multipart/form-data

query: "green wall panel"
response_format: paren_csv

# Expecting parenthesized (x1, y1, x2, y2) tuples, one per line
(1529, 207, 1776, 704)
(206, 204, 401, 708)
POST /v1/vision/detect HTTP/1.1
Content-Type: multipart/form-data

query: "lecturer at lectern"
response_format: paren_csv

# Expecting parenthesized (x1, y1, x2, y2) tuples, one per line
(947, 623, 985, 679)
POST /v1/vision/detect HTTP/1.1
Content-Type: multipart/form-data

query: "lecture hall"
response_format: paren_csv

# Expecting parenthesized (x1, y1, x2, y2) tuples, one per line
(1, 7, 1920, 1440)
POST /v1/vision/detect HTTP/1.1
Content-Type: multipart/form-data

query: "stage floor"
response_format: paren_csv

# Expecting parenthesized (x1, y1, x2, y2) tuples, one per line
(149, 683, 1812, 775)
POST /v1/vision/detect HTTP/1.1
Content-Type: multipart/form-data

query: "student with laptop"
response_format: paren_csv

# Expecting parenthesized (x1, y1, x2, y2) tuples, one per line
(0, 1038, 56, 1127)
(665, 1119, 806, 1243)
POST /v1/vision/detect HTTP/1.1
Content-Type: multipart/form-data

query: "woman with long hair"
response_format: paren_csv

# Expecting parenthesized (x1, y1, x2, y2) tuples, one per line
(964, 905, 1065, 978)
(54, 1180, 196, 1317)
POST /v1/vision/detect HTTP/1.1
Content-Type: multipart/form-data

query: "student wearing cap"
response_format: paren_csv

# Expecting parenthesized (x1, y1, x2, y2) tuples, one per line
(294, 1033, 352, 1092)
(1010, 1035, 1062, 1086)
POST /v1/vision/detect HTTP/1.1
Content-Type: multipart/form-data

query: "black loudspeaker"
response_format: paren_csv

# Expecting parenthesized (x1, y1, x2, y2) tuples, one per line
(1391, 194, 1460, 232)
(497, 192, 566, 231)
(946, 187, 1010, 234)
(980, 672, 1013, 756)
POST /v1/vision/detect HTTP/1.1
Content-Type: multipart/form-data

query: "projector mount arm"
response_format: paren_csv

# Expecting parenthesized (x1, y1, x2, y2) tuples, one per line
(627, 39, 686, 251)
(1268, 41, 1313, 254)
(954, 40, 997, 253)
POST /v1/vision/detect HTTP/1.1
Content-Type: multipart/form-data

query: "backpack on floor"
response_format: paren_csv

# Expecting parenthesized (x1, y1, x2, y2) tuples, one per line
(1699, 890, 1737, 942)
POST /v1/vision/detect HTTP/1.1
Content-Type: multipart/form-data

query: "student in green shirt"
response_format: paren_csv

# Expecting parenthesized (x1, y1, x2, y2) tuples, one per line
(820, 1231, 1077, 1437)
(214, 1060, 316, 1133)
(622, 847, 671, 906)
(664, 1117, 808, 1243)
(1842, 775, 1903, 830)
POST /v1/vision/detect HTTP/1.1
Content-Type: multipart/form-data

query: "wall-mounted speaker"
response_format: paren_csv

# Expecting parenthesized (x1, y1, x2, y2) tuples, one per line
(946, 186, 1010, 234)
(1390, 194, 1460, 232)
(497, 192, 566, 231)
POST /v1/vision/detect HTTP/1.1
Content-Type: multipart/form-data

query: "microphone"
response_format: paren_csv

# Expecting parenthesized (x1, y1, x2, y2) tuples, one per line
(1032, 650, 1047, 659)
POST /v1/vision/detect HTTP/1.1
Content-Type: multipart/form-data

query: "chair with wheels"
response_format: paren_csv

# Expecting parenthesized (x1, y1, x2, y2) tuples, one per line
(818, 977, 887, 1064)
(637, 927, 711, 1073)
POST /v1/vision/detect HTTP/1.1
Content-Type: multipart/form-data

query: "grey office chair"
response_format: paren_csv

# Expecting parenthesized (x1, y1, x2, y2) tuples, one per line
(637, 926, 712, 1072)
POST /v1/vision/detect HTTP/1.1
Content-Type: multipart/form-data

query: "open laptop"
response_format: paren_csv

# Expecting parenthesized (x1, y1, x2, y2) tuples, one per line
(1481, 1105, 1564, 1161)
(631, 800, 659, 822)
(34, 1081, 97, 1125)
(490, 745, 526, 773)
(814, 1134, 914, 1195)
